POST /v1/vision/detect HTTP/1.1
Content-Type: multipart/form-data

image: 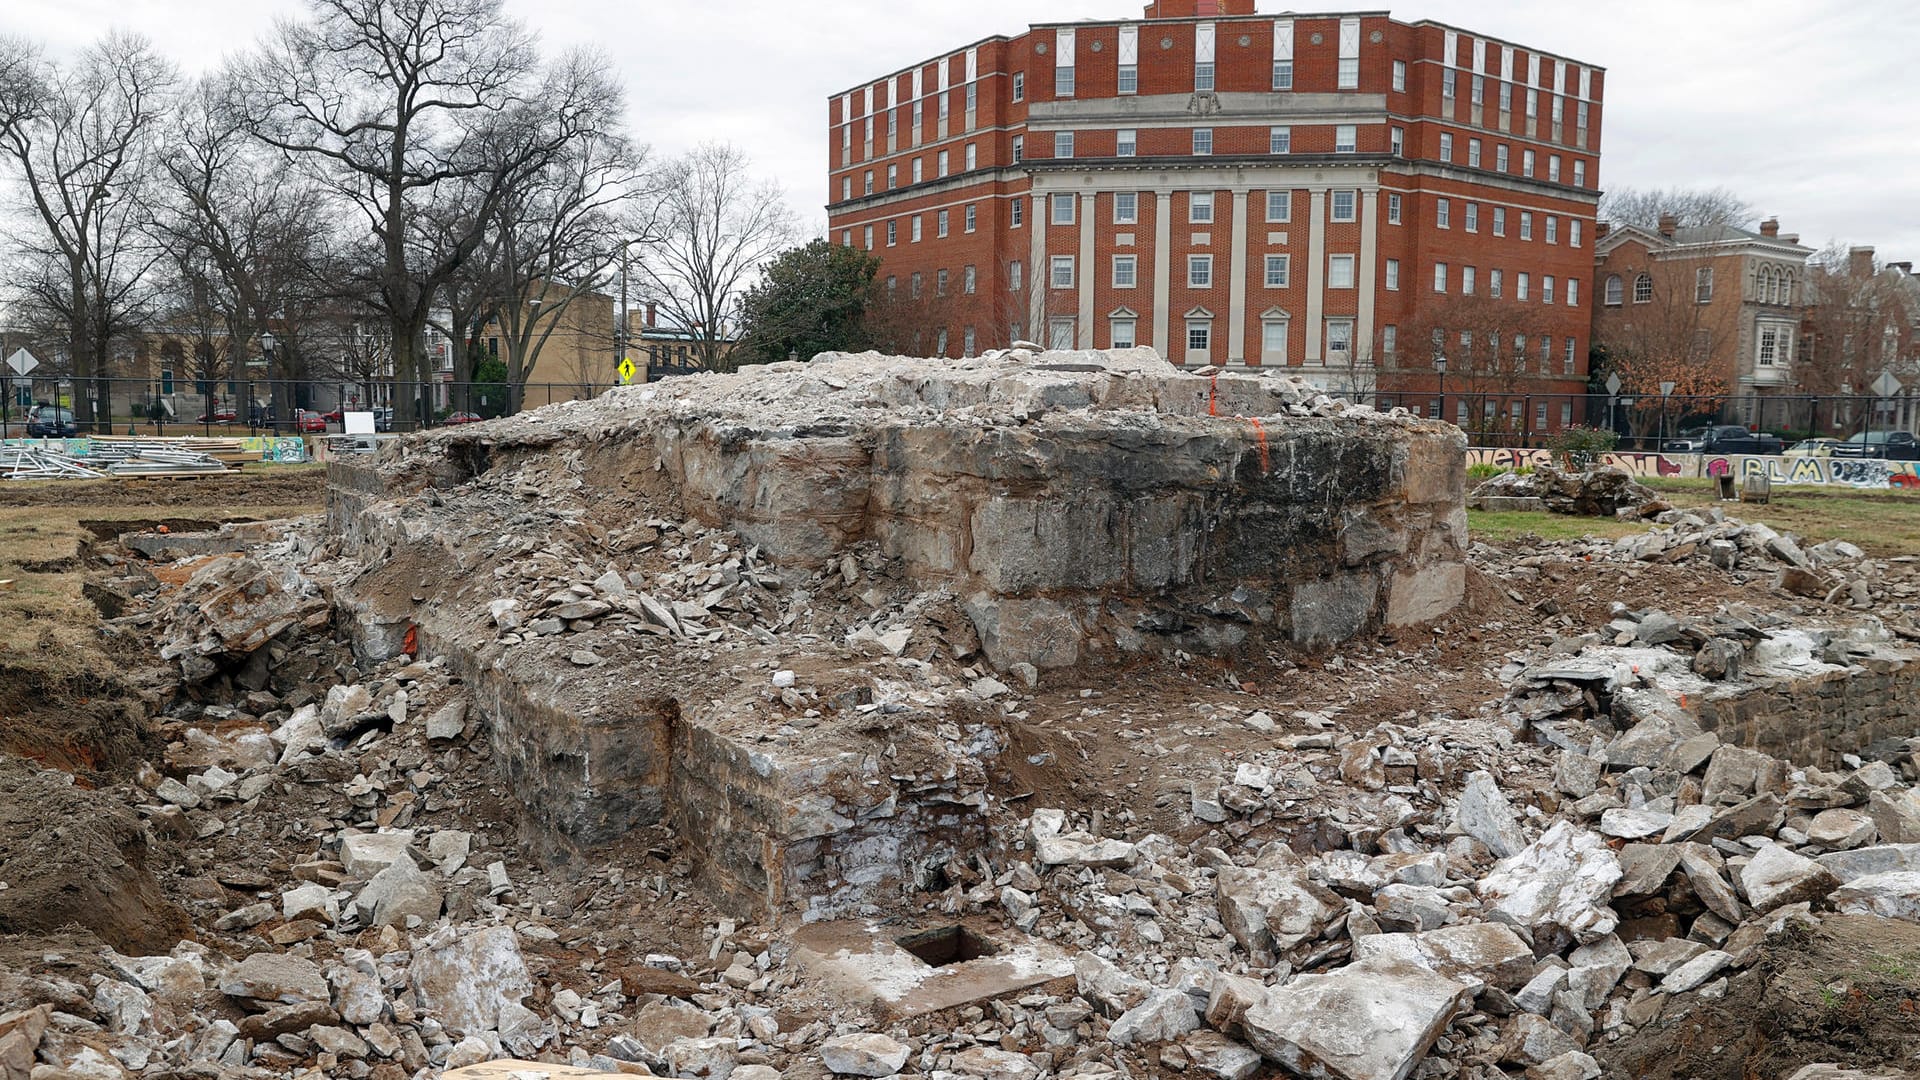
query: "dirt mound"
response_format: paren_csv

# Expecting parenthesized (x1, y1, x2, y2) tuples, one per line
(0, 756, 190, 955)
(1601, 915, 1920, 1080)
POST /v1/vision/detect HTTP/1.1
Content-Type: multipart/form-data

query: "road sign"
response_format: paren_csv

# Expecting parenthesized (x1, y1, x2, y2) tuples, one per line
(1604, 372, 1623, 396)
(617, 357, 637, 385)
(1874, 371, 1904, 398)
(4, 349, 37, 376)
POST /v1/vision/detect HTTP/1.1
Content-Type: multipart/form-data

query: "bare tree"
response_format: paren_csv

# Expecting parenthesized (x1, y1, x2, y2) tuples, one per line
(1590, 267, 1738, 440)
(0, 32, 176, 429)
(1799, 245, 1919, 434)
(631, 143, 794, 371)
(1387, 292, 1557, 434)
(232, 0, 625, 427)
(1599, 185, 1754, 232)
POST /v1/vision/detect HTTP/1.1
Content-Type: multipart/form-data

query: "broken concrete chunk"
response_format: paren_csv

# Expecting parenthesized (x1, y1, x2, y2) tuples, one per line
(1216, 865, 1342, 962)
(1074, 951, 1150, 1018)
(1349, 922, 1535, 992)
(355, 852, 443, 928)
(1829, 871, 1920, 920)
(410, 926, 533, 1036)
(339, 830, 416, 879)
(1107, 988, 1201, 1046)
(1738, 844, 1840, 911)
(819, 1033, 911, 1076)
(1658, 949, 1732, 994)
(1241, 960, 1475, 1080)
(426, 697, 470, 741)
(1456, 770, 1526, 858)
(217, 953, 330, 1007)
(1816, 844, 1920, 883)
(1478, 822, 1622, 948)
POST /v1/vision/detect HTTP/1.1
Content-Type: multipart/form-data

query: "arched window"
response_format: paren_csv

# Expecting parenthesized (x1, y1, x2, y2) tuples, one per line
(1633, 273, 1653, 303)
(1604, 274, 1623, 306)
(1782, 273, 1794, 306)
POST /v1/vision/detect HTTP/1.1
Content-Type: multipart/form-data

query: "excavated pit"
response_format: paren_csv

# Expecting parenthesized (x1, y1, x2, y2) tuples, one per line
(322, 348, 1468, 920)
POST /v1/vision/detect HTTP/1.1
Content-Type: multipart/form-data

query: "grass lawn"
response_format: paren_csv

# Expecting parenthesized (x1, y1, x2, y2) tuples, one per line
(1469, 476, 1920, 557)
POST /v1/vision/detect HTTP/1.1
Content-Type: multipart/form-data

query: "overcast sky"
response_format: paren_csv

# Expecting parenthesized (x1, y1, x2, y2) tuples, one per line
(6, 0, 1918, 258)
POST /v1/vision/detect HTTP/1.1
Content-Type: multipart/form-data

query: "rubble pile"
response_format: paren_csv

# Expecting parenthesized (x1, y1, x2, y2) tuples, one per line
(8, 350, 1920, 1080)
(1468, 465, 1658, 518)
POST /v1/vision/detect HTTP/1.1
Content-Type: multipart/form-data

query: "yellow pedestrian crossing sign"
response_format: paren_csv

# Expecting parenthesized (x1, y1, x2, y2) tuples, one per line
(617, 357, 637, 384)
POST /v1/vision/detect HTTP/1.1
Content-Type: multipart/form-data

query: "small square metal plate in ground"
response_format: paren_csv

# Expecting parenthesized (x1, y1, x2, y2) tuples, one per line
(897, 925, 1000, 967)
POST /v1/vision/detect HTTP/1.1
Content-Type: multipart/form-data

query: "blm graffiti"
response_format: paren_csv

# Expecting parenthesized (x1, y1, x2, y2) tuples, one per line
(1468, 449, 1920, 489)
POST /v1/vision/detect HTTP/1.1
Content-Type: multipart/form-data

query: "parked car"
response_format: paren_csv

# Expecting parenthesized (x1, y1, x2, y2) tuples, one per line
(25, 405, 77, 438)
(442, 411, 484, 425)
(1661, 424, 1784, 456)
(1830, 431, 1920, 461)
(196, 408, 238, 424)
(1782, 438, 1843, 458)
(293, 409, 328, 433)
(372, 407, 393, 433)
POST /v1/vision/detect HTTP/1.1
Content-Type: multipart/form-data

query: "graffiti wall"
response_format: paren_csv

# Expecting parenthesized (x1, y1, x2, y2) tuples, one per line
(1467, 448, 1920, 489)
(1, 436, 308, 464)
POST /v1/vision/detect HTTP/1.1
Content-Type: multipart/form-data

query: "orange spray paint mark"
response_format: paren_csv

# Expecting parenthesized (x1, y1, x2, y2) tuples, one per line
(403, 625, 418, 656)
(1246, 417, 1271, 473)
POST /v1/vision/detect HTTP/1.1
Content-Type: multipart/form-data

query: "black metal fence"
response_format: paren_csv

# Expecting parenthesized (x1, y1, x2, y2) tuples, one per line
(4, 375, 1914, 456)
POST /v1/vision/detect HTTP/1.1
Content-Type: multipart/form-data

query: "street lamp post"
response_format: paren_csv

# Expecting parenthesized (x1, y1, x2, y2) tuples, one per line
(257, 332, 275, 437)
(1434, 354, 1448, 424)
(1659, 379, 1677, 451)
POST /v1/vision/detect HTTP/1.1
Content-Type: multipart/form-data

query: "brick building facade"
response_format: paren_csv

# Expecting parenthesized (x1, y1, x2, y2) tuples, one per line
(826, 0, 1604, 424)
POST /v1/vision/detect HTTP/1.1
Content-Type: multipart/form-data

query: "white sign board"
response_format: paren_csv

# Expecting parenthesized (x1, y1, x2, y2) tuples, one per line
(343, 411, 376, 435)
(1873, 371, 1904, 398)
(4, 349, 37, 376)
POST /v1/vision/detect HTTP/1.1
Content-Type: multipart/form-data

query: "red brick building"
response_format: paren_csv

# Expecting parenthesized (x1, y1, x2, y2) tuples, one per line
(826, 0, 1604, 427)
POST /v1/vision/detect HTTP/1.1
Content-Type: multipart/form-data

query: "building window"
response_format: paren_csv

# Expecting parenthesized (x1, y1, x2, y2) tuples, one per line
(1758, 324, 1782, 366)
(1111, 317, 1136, 348)
(1465, 203, 1479, 233)
(1338, 57, 1358, 90)
(842, 229, 852, 247)
(1056, 66, 1074, 98)
(963, 327, 976, 356)
(965, 204, 977, 232)
(1012, 135, 1024, 163)
(1013, 71, 1025, 102)
(840, 176, 851, 201)
(1469, 138, 1483, 168)
(1326, 319, 1354, 363)
(1391, 127, 1404, 156)
(963, 265, 977, 294)
(1634, 273, 1653, 303)
(1273, 59, 1293, 90)
(1496, 144, 1510, 172)
(1522, 149, 1535, 177)
(1187, 321, 1211, 356)
(936, 269, 948, 295)
(886, 220, 897, 246)
(1050, 256, 1074, 288)
(1462, 266, 1477, 295)
(1439, 133, 1453, 162)
(1119, 64, 1137, 94)
(1193, 128, 1213, 155)
(1011, 198, 1024, 227)
(1545, 216, 1558, 244)
(1114, 191, 1138, 224)
(1382, 324, 1397, 359)
(1472, 75, 1485, 105)
(938, 150, 950, 175)
(1055, 132, 1074, 159)
(1331, 190, 1356, 222)
(910, 271, 922, 297)
(1436, 198, 1451, 229)
(937, 209, 949, 237)
(1391, 60, 1406, 92)
(1052, 193, 1075, 225)
(1564, 337, 1578, 374)
(1539, 336, 1552, 368)
(1542, 275, 1555, 304)
(1262, 319, 1288, 363)
(1335, 125, 1357, 153)
(1570, 219, 1582, 248)
(1433, 262, 1448, 293)
(1049, 318, 1075, 350)
(934, 328, 948, 354)
(1189, 255, 1213, 287)
(965, 143, 977, 170)
(1499, 82, 1512, 114)
(1190, 191, 1214, 223)
(1492, 207, 1506, 236)
(1010, 260, 1022, 291)
(864, 171, 874, 195)
(911, 216, 923, 242)
(1604, 274, 1623, 306)
(1489, 268, 1504, 298)
(1387, 193, 1402, 224)
(1385, 258, 1400, 290)
(912, 158, 924, 183)
(863, 225, 873, 249)
(1548, 154, 1561, 183)
(1266, 189, 1291, 222)
(1697, 267, 1714, 303)
(1113, 255, 1138, 288)
(1196, 62, 1215, 93)
(1519, 212, 1533, 240)
(1270, 126, 1291, 154)
(1265, 254, 1291, 287)
(1442, 69, 1456, 99)
(1328, 254, 1355, 289)
(1117, 128, 1137, 157)
(1517, 272, 1531, 301)
(1573, 160, 1587, 187)
(1566, 279, 1579, 307)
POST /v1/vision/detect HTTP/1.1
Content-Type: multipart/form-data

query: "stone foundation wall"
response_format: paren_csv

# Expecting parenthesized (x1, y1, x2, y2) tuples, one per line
(1698, 663, 1920, 769)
